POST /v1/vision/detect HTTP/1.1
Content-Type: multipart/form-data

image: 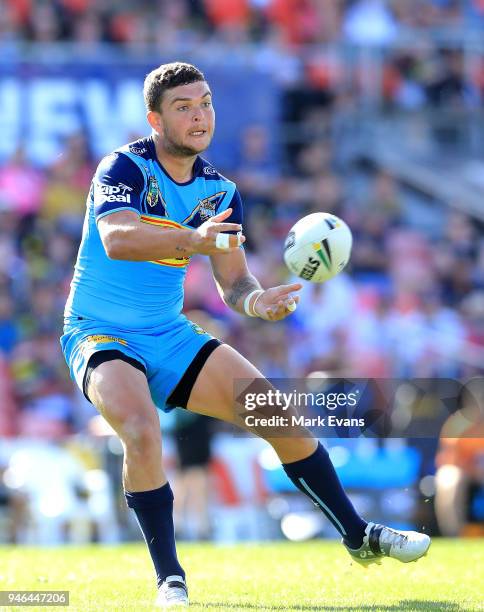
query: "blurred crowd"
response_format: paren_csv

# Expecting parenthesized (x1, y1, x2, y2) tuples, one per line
(2, 0, 484, 47)
(3, 0, 484, 114)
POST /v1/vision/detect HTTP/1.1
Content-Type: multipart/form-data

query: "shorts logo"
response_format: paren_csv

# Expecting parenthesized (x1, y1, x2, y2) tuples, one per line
(146, 176, 160, 208)
(189, 322, 208, 335)
(198, 191, 227, 221)
(84, 335, 128, 346)
(97, 182, 133, 203)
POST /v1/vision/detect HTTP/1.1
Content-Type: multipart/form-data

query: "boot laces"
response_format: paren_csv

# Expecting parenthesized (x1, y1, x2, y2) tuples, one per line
(379, 526, 408, 550)
(166, 586, 186, 601)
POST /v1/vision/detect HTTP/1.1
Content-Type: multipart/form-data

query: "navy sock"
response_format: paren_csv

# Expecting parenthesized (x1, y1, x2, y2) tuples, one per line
(125, 482, 184, 588)
(282, 442, 367, 549)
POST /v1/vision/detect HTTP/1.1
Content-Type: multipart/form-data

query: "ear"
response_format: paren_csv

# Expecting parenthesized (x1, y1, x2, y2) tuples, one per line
(147, 110, 163, 132)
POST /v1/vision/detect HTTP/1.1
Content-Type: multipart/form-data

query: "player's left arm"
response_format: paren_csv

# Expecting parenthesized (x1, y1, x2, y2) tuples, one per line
(209, 188, 301, 321)
(210, 248, 301, 321)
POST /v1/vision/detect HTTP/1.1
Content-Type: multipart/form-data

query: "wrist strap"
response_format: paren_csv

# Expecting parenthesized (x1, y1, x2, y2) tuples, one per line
(244, 289, 264, 317)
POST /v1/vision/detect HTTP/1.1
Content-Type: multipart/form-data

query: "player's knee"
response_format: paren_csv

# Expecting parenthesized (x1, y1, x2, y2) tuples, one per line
(120, 413, 161, 455)
(88, 365, 160, 452)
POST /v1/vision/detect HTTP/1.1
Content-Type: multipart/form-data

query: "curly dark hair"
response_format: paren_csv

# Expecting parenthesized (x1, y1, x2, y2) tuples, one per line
(143, 62, 206, 112)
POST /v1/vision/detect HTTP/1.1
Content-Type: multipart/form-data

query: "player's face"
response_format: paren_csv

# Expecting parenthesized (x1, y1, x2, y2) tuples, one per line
(156, 81, 215, 157)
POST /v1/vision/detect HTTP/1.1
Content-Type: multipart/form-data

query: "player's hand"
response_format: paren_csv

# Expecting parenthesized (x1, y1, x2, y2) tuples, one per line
(254, 283, 302, 321)
(190, 208, 245, 255)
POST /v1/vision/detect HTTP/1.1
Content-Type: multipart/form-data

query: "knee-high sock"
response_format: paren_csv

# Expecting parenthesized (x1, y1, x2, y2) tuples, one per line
(125, 482, 184, 587)
(282, 442, 367, 548)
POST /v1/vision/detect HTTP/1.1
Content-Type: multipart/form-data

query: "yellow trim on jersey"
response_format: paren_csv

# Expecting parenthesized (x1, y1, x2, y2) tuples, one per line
(140, 215, 191, 267)
(150, 259, 189, 268)
(140, 215, 185, 229)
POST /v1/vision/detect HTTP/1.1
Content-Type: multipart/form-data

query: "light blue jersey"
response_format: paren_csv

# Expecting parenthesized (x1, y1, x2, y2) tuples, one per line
(61, 136, 242, 410)
(64, 136, 242, 331)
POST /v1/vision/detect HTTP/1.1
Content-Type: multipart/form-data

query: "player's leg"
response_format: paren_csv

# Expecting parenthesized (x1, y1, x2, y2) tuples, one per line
(86, 358, 164, 491)
(179, 343, 368, 549)
(179, 343, 431, 563)
(85, 356, 187, 603)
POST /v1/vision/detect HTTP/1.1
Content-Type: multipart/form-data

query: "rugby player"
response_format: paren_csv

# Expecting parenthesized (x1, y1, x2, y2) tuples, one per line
(61, 62, 430, 607)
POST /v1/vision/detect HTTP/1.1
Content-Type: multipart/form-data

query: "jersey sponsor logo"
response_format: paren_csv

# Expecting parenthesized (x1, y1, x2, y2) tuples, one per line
(146, 176, 160, 208)
(128, 145, 147, 155)
(198, 191, 227, 221)
(96, 182, 133, 203)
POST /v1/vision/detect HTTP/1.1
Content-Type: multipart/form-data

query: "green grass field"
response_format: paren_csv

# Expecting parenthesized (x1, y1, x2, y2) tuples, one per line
(1, 539, 482, 611)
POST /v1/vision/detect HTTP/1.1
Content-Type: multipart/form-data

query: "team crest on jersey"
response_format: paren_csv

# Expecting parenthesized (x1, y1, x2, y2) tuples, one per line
(198, 191, 227, 221)
(146, 176, 160, 208)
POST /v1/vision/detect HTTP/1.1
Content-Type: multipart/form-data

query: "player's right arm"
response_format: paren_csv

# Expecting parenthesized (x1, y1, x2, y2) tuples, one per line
(100, 208, 243, 260)
(94, 153, 243, 260)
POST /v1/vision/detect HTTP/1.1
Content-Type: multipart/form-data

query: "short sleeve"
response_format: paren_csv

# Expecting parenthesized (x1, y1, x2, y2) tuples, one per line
(93, 153, 145, 222)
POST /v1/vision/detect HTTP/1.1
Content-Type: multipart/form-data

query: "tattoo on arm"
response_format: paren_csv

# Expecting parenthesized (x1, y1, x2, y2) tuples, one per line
(226, 276, 260, 307)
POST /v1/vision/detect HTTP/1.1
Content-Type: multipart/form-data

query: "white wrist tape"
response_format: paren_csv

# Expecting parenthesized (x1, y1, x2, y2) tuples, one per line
(252, 291, 264, 316)
(244, 289, 264, 317)
(215, 233, 230, 250)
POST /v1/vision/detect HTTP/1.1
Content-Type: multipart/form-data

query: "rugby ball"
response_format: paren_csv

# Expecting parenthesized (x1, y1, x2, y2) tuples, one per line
(283, 212, 352, 282)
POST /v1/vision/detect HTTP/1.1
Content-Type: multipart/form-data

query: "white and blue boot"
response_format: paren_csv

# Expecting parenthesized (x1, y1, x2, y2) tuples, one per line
(156, 575, 189, 608)
(345, 522, 431, 566)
